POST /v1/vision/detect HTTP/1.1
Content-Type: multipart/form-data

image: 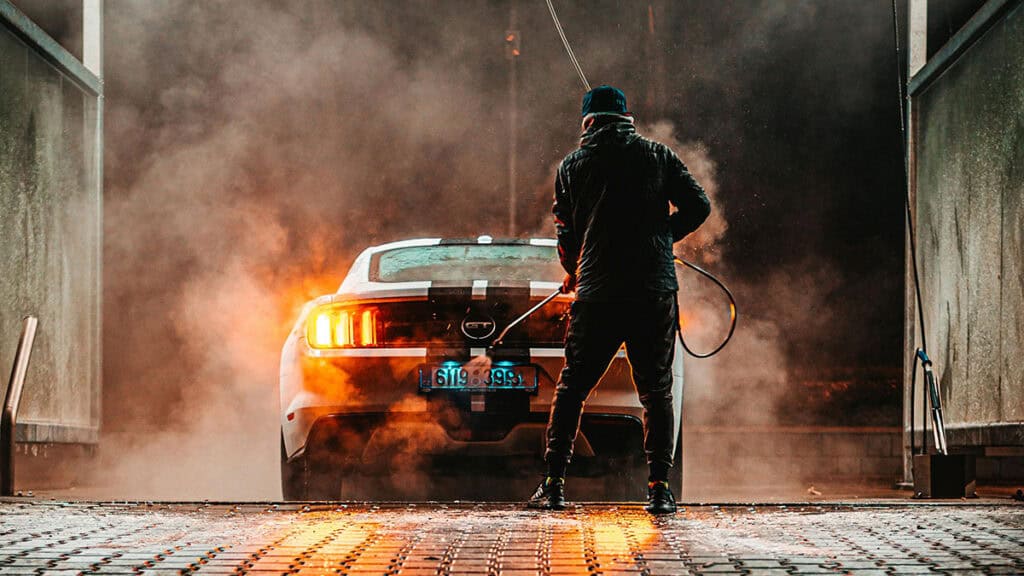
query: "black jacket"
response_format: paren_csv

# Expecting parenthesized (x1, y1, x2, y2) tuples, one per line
(553, 118, 711, 301)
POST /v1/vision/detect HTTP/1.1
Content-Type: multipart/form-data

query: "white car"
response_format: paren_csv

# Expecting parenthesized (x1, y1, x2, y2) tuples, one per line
(279, 237, 684, 500)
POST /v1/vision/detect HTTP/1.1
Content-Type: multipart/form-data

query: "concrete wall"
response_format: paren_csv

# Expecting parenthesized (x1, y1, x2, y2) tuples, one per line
(907, 0, 1024, 454)
(683, 427, 903, 491)
(0, 1, 101, 444)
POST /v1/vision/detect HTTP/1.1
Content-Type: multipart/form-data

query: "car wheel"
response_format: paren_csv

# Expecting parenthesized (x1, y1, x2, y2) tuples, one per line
(280, 433, 342, 501)
(280, 434, 305, 501)
(304, 458, 342, 500)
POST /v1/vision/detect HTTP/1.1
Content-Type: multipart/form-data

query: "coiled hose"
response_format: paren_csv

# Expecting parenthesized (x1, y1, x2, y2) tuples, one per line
(674, 257, 737, 358)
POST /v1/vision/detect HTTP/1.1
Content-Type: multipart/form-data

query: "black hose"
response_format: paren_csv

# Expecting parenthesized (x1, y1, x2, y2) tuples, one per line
(674, 257, 737, 358)
(892, 0, 928, 355)
(892, 0, 933, 466)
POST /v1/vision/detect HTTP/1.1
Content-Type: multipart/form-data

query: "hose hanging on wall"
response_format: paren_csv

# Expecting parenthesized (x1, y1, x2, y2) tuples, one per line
(545, 0, 738, 358)
(891, 0, 948, 457)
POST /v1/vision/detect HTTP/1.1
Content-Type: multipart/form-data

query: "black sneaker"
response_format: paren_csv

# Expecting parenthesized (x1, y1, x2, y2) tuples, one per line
(526, 477, 566, 510)
(645, 481, 677, 515)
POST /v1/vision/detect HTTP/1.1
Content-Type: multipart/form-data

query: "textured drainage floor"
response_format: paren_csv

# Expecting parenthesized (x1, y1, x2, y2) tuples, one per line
(0, 501, 1022, 575)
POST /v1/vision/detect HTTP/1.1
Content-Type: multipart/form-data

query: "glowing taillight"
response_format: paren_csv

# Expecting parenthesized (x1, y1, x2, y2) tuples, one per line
(360, 309, 376, 346)
(335, 311, 352, 347)
(313, 312, 332, 347)
(307, 306, 377, 349)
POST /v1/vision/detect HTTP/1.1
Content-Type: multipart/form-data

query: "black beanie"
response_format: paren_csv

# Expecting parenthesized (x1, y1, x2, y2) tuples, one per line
(581, 85, 628, 116)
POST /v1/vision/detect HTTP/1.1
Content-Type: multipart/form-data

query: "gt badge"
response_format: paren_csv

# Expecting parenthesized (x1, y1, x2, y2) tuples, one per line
(461, 313, 496, 340)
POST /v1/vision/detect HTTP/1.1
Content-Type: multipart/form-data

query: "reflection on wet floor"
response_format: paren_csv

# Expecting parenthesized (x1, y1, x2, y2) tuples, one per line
(0, 500, 1022, 574)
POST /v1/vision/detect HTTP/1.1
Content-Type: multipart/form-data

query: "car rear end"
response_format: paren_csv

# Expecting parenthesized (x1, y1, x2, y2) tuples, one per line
(280, 238, 673, 499)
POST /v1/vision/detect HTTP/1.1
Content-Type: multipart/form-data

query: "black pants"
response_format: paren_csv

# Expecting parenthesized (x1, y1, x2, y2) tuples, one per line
(544, 294, 678, 482)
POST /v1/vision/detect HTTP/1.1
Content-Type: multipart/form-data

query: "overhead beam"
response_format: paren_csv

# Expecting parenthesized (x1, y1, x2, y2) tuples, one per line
(0, 0, 101, 95)
(909, 0, 1022, 95)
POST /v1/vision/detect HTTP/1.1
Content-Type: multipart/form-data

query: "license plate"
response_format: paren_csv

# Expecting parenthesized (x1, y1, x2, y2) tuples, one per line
(419, 363, 538, 391)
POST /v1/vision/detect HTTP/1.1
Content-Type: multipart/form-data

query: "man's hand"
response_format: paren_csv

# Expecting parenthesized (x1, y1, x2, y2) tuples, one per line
(561, 273, 577, 294)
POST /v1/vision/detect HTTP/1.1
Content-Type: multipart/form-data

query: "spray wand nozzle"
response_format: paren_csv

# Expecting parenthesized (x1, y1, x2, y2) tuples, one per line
(488, 288, 564, 352)
(911, 347, 948, 455)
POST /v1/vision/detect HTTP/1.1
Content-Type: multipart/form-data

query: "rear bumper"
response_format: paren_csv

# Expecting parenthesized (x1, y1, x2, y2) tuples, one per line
(280, 343, 647, 456)
(291, 411, 645, 477)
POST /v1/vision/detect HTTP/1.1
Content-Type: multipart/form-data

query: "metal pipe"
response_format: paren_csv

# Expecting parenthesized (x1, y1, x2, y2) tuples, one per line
(490, 289, 562, 349)
(923, 365, 948, 454)
(916, 349, 947, 455)
(925, 344, 933, 453)
(913, 348, 921, 455)
(2, 316, 38, 496)
(506, 1, 519, 237)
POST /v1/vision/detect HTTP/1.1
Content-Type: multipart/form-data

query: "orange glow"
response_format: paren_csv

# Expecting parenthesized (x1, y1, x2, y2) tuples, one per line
(313, 312, 332, 347)
(308, 306, 352, 348)
(586, 509, 660, 565)
(359, 309, 376, 346)
(335, 311, 352, 347)
(307, 305, 379, 348)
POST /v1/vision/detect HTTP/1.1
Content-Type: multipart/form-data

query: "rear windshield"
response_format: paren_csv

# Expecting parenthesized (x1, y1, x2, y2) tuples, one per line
(371, 244, 563, 283)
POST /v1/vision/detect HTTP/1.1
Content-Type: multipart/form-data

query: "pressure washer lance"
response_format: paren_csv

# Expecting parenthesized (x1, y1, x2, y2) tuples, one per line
(489, 288, 564, 350)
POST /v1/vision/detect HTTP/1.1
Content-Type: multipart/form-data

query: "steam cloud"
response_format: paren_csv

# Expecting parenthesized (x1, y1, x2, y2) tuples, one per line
(87, 0, 902, 499)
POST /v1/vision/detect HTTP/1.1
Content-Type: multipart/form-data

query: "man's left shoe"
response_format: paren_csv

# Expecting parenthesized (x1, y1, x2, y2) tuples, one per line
(645, 481, 677, 515)
(526, 477, 566, 510)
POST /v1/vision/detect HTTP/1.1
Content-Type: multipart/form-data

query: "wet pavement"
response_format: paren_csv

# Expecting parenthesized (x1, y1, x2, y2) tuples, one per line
(0, 500, 1022, 575)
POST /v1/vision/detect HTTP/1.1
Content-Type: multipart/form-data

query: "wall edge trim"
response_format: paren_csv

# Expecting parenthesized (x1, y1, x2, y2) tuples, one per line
(15, 422, 99, 445)
(909, 0, 1022, 96)
(0, 0, 102, 96)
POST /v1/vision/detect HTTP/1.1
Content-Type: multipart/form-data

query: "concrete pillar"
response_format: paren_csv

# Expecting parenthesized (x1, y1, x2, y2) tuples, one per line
(83, 0, 102, 77)
(909, 0, 927, 76)
(83, 0, 104, 436)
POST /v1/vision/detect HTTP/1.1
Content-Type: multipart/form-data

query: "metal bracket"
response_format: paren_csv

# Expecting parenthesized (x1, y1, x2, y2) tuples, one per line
(2, 316, 38, 496)
(911, 348, 948, 458)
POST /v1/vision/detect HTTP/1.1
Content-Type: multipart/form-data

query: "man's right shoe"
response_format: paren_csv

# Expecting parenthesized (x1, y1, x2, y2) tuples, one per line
(645, 481, 677, 515)
(526, 477, 566, 510)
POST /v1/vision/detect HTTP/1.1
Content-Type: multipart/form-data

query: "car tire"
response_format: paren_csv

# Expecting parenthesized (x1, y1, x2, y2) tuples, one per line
(305, 459, 342, 501)
(280, 434, 305, 501)
(280, 433, 342, 501)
